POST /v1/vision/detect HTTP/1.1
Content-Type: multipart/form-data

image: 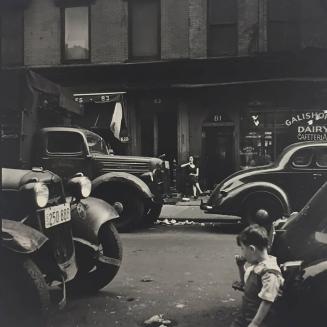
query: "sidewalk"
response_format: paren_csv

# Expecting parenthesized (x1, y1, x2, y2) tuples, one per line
(159, 195, 241, 223)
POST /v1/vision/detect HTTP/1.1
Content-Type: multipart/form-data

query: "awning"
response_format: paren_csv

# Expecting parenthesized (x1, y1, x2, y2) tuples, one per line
(27, 70, 83, 115)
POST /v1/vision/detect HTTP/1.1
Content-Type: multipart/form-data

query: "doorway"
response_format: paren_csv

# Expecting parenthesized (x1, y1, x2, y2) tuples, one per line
(157, 111, 177, 163)
(202, 125, 235, 189)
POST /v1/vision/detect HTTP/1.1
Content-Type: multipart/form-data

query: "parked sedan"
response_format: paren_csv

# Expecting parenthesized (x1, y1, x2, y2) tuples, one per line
(201, 141, 327, 225)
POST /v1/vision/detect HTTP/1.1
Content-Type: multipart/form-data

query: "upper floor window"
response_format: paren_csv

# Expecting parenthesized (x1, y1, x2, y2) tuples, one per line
(62, 6, 90, 62)
(207, 0, 237, 57)
(0, 9, 24, 66)
(129, 0, 160, 60)
(268, 0, 300, 52)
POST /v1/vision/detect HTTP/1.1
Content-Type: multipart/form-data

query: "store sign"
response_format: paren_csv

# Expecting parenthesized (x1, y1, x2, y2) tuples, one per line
(285, 111, 327, 141)
(73, 92, 124, 105)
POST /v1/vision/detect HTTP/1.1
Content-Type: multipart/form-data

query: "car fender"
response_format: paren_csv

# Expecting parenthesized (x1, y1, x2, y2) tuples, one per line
(300, 259, 327, 307)
(221, 182, 291, 216)
(92, 172, 153, 200)
(70, 196, 119, 244)
(2, 219, 48, 254)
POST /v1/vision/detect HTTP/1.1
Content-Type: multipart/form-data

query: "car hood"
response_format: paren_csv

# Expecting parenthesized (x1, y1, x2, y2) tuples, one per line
(2, 168, 61, 190)
(92, 153, 163, 170)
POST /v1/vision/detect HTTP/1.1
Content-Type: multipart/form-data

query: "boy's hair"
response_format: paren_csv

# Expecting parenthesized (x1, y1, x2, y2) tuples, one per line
(237, 224, 269, 250)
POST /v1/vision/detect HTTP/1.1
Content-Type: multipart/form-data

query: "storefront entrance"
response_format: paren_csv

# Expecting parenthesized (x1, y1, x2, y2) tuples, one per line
(140, 96, 177, 165)
(202, 125, 235, 189)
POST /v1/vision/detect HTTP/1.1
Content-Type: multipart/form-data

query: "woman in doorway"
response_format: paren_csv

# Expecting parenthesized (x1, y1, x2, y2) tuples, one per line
(181, 155, 203, 198)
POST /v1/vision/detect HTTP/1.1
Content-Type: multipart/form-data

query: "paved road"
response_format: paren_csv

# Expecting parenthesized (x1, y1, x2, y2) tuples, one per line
(49, 224, 242, 327)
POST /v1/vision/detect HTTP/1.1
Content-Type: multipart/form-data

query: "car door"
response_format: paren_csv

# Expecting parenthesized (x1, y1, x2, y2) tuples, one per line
(282, 147, 316, 211)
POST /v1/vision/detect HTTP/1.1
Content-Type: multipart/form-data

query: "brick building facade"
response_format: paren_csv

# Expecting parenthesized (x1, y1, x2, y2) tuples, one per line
(2, 0, 327, 189)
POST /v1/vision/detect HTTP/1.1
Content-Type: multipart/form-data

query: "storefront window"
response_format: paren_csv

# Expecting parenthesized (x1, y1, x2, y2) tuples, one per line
(240, 112, 274, 169)
(240, 109, 327, 169)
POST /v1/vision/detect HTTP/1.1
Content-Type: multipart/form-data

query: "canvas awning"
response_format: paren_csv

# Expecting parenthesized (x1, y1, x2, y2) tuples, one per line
(27, 70, 83, 115)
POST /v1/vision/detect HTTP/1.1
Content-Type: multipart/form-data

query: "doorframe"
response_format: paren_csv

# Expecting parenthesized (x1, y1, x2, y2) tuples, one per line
(202, 122, 238, 187)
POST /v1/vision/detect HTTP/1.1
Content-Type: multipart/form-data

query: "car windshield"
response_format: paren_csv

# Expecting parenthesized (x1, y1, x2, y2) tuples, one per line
(83, 130, 109, 155)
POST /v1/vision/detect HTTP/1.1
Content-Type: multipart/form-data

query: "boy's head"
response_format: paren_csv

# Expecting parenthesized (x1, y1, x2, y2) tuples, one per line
(237, 224, 269, 263)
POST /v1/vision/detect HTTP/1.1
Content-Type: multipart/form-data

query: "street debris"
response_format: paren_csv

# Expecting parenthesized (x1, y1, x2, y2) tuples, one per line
(144, 314, 172, 326)
(175, 303, 186, 308)
(141, 277, 154, 282)
(157, 219, 208, 226)
(221, 298, 236, 303)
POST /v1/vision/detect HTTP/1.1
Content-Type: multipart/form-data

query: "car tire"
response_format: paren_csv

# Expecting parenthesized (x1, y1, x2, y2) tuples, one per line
(243, 194, 283, 229)
(0, 255, 51, 327)
(67, 222, 122, 294)
(114, 193, 145, 232)
(142, 203, 163, 227)
(95, 186, 145, 232)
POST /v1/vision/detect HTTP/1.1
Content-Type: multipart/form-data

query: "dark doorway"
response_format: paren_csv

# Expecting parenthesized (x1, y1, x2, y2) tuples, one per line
(203, 125, 235, 189)
(157, 111, 177, 163)
(141, 113, 154, 157)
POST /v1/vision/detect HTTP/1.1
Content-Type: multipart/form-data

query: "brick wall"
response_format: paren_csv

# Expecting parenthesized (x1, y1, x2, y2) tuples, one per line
(24, 0, 60, 65)
(21, 0, 327, 67)
(300, 0, 327, 49)
(189, 0, 207, 58)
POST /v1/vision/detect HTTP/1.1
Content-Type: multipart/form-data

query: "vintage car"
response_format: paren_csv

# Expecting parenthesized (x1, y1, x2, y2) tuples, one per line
(33, 127, 170, 231)
(201, 141, 327, 225)
(231, 182, 327, 326)
(1, 167, 122, 325)
(267, 180, 327, 326)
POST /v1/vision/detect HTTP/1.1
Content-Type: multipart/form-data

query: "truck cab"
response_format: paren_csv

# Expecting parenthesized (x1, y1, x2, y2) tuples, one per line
(33, 127, 170, 231)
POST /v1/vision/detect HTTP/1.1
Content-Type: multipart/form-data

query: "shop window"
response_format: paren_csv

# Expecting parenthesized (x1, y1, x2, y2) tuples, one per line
(62, 6, 89, 62)
(47, 132, 83, 153)
(268, 0, 300, 52)
(207, 0, 237, 57)
(129, 0, 160, 60)
(316, 149, 327, 168)
(291, 149, 313, 168)
(0, 10, 24, 66)
(240, 112, 274, 169)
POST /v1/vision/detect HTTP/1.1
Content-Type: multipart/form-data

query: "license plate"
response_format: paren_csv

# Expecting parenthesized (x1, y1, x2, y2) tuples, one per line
(44, 203, 71, 228)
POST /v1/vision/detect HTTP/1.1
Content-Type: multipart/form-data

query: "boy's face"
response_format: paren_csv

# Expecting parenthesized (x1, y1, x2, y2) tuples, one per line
(240, 242, 258, 264)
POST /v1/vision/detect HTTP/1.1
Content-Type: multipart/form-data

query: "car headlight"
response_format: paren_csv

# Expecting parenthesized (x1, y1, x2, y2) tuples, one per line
(68, 175, 92, 199)
(34, 182, 49, 208)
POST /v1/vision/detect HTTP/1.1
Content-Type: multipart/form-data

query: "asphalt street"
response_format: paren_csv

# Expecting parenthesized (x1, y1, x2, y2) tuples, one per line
(49, 223, 242, 327)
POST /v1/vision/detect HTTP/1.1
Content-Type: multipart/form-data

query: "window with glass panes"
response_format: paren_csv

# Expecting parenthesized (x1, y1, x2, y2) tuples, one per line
(0, 10, 24, 66)
(207, 0, 237, 57)
(129, 0, 160, 59)
(62, 6, 89, 62)
(268, 0, 300, 52)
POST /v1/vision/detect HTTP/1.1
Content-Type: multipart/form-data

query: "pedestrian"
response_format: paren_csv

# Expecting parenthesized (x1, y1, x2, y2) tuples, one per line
(231, 224, 284, 327)
(180, 155, 203, 198)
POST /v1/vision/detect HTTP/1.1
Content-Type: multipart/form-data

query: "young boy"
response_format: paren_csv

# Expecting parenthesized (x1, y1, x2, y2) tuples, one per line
(231, 224, 284, 327)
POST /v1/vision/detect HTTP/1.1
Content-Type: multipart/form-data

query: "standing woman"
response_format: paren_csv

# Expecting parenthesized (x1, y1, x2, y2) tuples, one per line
(181, 155, 203, 198)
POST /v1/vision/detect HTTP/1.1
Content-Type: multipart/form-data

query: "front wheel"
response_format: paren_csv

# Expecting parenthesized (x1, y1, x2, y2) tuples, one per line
(67, 222, 123, 294)
(142, 203, 163, 227)
(95, 187, 145, 232)
(243, 194, 283, 229)
(0, 255, 50, 327)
